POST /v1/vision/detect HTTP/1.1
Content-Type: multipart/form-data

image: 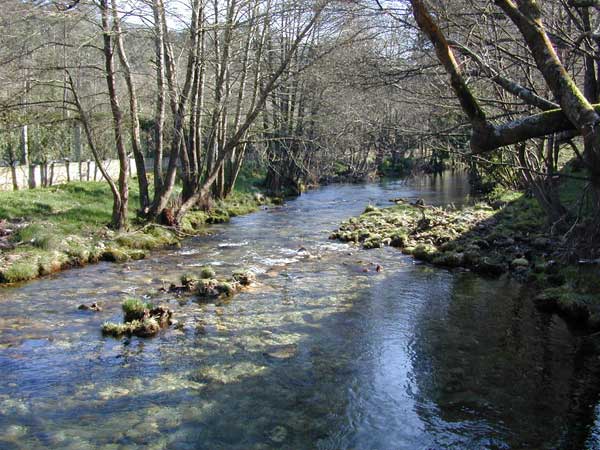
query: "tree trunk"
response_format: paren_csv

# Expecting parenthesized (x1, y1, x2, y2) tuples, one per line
(152, 0, 167, 199)
(100, 0, 128, 230)
(111, 0, 149, 212)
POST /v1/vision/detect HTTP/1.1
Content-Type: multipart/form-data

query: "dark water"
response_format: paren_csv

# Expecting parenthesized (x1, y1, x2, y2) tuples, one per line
(1, 173, 599, 449)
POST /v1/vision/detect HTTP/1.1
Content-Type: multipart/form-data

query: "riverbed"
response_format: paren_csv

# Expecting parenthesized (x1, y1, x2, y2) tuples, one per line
(1, 174, 598, 449)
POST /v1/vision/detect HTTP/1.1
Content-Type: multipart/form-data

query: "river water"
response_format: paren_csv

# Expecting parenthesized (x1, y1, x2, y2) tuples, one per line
(1, 173, 599, 449)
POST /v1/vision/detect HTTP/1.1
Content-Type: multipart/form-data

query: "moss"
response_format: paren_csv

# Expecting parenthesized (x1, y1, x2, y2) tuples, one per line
(101, 247, 129, 263)
(181, 273, 200, 287)
(432, 252, 464, 268)
(511, 258, 529, 267)
(232, 269, 255, 286)
(463, 249, 481, 267)
(122, 297, 152, 322)
(0, 260, 40, 283)
(145, 226, 179, 246)
(66, 242, 91, 265)
(127, 249, 147, 260)
(534, 286, 595, 323)
(38, 253, 67, 275)
(475, 257, 506, 276)
(197, 278, 220, 298)
(217, 281, 237, 297)
(196, 278, 238, 299)
(200, 266, 216, 279)
(102, 318, 160, 338)
(363, 235, 383, 249)
(181, 211, 208, 233)
(102, 321, 135, 336)
(116, 232, 161, 250)
(88, 245, 103, 263)
(412, 244, 438, 262)
(104, 303, 171, 338)
(219, 192, 264, 217)
(389, 231, 408, 248)
(206, 208, 230, 224)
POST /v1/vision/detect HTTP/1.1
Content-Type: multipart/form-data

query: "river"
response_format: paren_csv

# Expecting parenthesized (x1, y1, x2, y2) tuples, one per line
(1, 173, 599, 449)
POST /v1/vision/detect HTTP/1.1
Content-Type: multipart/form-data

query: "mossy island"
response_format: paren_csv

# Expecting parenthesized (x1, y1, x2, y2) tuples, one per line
(166, 267, 256, 302)
(102, 298, 173, 338)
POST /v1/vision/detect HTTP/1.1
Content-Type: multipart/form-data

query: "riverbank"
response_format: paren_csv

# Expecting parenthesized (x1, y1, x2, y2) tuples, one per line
(0, 180, 273, 284)
(330, 189, 600, 333)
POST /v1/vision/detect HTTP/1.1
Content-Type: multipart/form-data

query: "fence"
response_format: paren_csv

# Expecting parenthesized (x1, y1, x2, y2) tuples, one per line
(0, 158, 149, 191)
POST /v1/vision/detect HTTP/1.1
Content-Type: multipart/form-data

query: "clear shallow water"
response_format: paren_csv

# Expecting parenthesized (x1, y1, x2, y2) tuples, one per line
(1, 173, 599, 449)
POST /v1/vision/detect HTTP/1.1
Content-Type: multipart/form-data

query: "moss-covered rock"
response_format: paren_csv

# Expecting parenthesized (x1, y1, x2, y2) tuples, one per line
(432, 252, 464, 268)
(363, 235, 383, 249)
(127, 249, 147, 260)
(217, 280, 237, 297)
(206, 208, 230, 224)
(389, 231, 408, 248)
(475, 257, 506, 276)
(102, 317, 160, 338)
(511, 258, 529, 268)
(330, 194, 555, 280)
(181, 273, 200, 288)
(412, 244, 438, 262)
(199, 266, 216, 279)
(196, 278, 220, 298)
(116, 232, 160, 250)
(101, 247, 130, 263)
(103, 301, 172, 338)
(122, 297, 153, 322)
(232, 269, 256, 286)
(534, 286, 595, 324)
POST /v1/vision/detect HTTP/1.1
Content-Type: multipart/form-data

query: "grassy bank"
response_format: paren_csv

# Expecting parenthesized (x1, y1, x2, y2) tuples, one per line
(331, 186, 600, 332)
(0, 178, 271, 284)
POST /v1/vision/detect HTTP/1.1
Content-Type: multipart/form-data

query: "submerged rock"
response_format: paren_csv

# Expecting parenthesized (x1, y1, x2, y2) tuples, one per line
(475, 257, 507, 276)
(263, 344, 297, 360)
(78, 302, 102, 312)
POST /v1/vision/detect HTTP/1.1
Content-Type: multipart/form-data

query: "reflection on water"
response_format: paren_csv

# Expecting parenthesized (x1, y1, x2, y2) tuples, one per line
(0, 172, 599, 449)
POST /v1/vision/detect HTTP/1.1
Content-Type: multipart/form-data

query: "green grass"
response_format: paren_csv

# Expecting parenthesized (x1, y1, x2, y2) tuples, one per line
(0, 181, 142, 236)
(234, 165, 266, 193)
(0, 165, 269, 284)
